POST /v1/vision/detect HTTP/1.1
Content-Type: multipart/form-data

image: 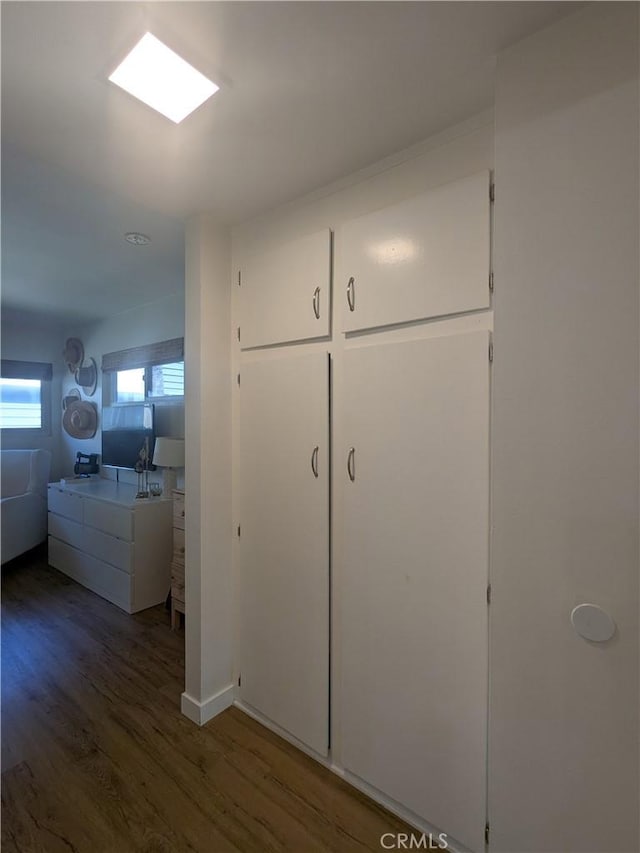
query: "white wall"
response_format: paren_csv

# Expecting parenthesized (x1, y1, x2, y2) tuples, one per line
(182, 215, 233, 724)
(1, 307, 67, 481)
(490, 4, 639, 851)
(233, 111, 493, 255)
(59, 290, 185, 483)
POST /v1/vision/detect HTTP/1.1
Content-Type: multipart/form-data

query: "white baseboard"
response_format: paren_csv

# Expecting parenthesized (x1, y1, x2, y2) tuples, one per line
(335, 767, 470, 853)
(232, 701, 468, 853)
(234, 698, 329, 764)
(181, 684, 234, 726)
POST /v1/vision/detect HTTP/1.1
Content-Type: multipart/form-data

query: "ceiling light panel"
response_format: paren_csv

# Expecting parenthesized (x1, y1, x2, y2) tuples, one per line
(109, 32, 219, 124)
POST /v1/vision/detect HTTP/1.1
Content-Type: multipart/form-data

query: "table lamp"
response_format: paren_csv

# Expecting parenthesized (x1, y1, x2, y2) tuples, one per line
(152, 437, 185, 496)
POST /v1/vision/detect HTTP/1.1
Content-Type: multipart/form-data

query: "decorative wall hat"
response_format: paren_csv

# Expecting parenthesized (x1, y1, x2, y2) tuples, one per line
(75, 357, 98, 397)
(63, 338, 84, 374)
(62, 400, 98, 440)
(62, 388, 81, 410)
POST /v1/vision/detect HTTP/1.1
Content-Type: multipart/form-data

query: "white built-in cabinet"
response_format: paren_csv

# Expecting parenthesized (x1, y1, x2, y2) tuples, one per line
(238, 353, 330, 756)
(236, 168, 491, 850)
(339, 170, 490, 332)
(239, 229, 331, 349)
(341, 332, 490, 852)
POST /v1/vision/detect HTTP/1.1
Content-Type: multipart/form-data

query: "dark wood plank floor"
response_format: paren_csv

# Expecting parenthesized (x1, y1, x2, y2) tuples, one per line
(2, 549, 410, 853)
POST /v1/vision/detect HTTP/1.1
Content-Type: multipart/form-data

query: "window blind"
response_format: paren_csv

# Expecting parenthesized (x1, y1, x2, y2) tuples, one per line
(102, 338, 184, 373)
(1, 359, 52, 381)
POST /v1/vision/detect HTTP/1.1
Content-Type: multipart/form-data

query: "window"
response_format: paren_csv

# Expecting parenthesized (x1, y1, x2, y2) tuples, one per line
(116, 368, 146, 402)
(0, 379, 42, 428)
(0, 360, 52, 433)
(113, 362, 184, 403)
(149, 362, 184, 398)
(102, 338, 184, 404)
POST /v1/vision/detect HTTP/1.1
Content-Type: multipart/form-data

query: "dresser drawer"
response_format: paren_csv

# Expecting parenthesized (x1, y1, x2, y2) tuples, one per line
(48, 537, 133, 612)
(171, 561, 185, 605)
(172, 491, 185, 530)
(48, 487, 83, 523)
(49, 512, 83, 549)
(49, 512, 133, 572)
(173, 527, 185, 564)
(84, 526, 134, 573)
(170, 489, 186, 626)
(83, 498, 133, 542)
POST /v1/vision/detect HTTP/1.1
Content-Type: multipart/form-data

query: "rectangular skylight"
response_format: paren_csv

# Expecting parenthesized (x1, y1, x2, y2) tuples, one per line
(109, 32, 219, 124)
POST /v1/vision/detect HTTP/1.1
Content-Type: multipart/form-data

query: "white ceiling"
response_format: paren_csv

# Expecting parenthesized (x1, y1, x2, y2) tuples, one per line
(1, 1, 581, 322)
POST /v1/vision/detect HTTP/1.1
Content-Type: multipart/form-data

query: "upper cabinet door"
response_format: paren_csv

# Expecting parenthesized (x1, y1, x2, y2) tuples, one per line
(239, 229, 332, 349)
(339, 171, 491, 332)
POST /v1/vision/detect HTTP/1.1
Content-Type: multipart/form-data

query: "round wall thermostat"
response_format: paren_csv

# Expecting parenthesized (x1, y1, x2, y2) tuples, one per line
(570, 603, 616, 643)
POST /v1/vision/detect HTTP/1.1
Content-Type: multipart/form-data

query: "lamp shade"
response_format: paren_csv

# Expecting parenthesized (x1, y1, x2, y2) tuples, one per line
(152, 437, 185, 468)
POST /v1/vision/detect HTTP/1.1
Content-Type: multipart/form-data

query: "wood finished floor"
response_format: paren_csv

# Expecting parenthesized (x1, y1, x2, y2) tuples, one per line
(2, 549, 410, 853)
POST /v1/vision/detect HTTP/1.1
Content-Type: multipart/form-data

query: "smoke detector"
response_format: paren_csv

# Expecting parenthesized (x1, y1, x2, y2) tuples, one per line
(125, 232, 151, 246)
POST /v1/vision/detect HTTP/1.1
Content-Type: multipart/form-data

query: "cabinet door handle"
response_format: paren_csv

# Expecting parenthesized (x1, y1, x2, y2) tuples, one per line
(313, 286, 321, 319)
(347, 447, 356, 481)
(347, 277, 355, 312)
(311, 446, 319, 478)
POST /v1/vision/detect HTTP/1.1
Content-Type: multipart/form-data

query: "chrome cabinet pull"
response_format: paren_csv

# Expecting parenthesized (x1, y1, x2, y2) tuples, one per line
(311, 446, 319, 478)
(313, 286, 321, 319)
(347, 447, 355, 481)
(347, 277, 355, 312)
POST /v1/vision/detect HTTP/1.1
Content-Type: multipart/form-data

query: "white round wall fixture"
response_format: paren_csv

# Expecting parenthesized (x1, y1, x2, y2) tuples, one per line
(125, 232, 151, 245)
(570, 603, 616, 643)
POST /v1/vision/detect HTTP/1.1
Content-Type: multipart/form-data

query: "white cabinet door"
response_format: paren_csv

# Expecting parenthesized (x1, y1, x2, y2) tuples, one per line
(339, 171, 490, 332)
(239, 352, 330, 755)
(341, 331, 490, 852)
(239, 229, 331, 349)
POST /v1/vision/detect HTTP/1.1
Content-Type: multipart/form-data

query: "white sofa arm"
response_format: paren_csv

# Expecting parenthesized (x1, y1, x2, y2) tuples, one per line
(1, 492, 47, 564)
(28, 449, 52, 497)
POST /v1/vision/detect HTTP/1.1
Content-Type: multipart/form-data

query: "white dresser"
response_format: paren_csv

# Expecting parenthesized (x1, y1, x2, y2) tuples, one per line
(48, 479, 173, 614)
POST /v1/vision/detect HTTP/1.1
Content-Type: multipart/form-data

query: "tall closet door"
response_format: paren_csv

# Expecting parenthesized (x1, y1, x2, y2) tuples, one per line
(239, 353, 329, 756)
(341, 331, 490, 852)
